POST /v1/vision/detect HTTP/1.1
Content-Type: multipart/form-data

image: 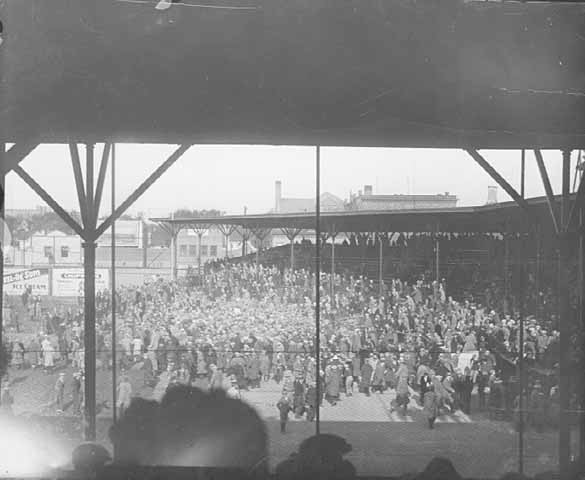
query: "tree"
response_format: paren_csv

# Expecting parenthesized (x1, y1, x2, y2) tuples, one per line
(29, 211, 75, 235)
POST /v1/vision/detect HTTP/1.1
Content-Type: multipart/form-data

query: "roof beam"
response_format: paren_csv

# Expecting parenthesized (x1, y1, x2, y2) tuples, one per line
(534, 149, 560, 234)
(96, 144, 191, 239)
(466, 149, 531, 215)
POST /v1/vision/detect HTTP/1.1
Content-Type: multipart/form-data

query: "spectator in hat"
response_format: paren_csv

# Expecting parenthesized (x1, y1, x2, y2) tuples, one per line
(277, 394, 292, 434)
(71, 371, 83, 416)
(55, 372, 66, 413)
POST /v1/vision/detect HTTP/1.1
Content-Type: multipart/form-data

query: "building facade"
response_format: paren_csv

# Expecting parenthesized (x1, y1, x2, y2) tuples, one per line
(347, 185, 458, 211)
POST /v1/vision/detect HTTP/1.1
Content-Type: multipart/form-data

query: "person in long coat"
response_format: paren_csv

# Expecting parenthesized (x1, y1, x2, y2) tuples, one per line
(71, 372, 82, 416)
(371, 357, 386, 393)
(423, 382, 440, 429)
(394, 361, 410, 412)
(246, 354, 261, 388)
(11, 342, 25, 369)
(351, 353, 361, 380)
(55, 373, 66, 413)
(305, 381, 317, 422)
(142, 353, 155, 387)
(325, 361, 342, 404)
(359, 358, 373, 397)
(384, 354, 397, 390)
(292, 376, 305, 418)
(41, 337, 54, 371)
(260, 351, 271, 382)
(26, 337, 40, 368)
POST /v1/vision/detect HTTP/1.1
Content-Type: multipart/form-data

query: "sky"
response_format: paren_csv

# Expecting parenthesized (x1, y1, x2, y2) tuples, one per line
(4, 144, 582, 219)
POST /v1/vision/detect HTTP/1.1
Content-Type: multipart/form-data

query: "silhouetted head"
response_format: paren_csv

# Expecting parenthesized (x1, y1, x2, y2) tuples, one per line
(416, 457, 462, 480)
(110, 385, 267, 473)
(72, 442, 111, 472)
(109, 398, 159, 466)
(276, 434, 355, 480)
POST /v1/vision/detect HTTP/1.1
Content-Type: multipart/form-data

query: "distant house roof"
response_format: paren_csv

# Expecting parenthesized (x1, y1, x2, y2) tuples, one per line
(277, 192, 344, 214)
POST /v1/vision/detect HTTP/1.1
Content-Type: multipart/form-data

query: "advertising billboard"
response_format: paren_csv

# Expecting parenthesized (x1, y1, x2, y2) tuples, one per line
(3, 267, 50, 295)
(52, 268, 110, 297)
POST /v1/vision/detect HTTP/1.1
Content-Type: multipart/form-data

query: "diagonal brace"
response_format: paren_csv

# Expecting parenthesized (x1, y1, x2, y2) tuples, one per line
(534, 149, 560, 234)
(566, 174, 585, 233)
(70, 143, 89, 229)
(2, 142, 39, 176)
(13, 165, 85, 238)
(466, 149, 531, 214)
(93, 143, 111, 229)
(96, 144, 191, 239)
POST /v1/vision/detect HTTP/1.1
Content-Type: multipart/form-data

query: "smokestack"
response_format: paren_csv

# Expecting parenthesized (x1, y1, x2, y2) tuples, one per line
(486, 186, 498, 204)
(364, 185, 373, 196)
(275, 180, 282, 213)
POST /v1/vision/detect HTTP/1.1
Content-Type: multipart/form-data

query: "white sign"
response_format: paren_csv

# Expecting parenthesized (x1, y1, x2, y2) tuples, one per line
(52, 268, 110, 297)
(3, 267, 50, 295)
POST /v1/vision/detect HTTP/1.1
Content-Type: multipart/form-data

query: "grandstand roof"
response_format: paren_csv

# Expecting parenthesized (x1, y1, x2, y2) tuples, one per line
(2, 1, 585, 148)
(151, 194, 570, 233)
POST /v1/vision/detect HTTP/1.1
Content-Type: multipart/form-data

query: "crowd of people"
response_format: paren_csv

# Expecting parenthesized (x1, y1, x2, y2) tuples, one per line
(2, 250, 571, 433)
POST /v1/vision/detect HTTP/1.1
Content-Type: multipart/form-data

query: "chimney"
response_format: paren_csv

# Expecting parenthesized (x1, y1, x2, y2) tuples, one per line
(487, 186, 498, 204)
(275, 180, 282, 213)
(364, 185, 373, 196)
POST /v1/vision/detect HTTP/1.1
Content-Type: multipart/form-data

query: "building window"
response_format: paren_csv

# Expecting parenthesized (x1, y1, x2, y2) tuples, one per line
(61, 246, 69, 258)
(201, 245, 208, 256)
(179, 245, 188, 256)
(44, 246, 53, 258)
(210, 245, 217, 257)
(188, 245, 197, 256)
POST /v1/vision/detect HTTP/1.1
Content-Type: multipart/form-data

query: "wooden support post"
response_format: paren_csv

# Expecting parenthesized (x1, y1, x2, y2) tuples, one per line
(535, 224, 541, 318)
(82, 240, 97, 441)
(315, 146, 321, 435)
(521, 149, 526, 199)
(435, 236, 440, 284)
(559, 149, 572, 477)
(580, 208, 585, 463)
(518, 231, 526, 474)
(504, 231, 509, 302)
(111, 143, 117, 427)
(378, 232, 384, 299)
(0, 144, 5, 396)
(198, 232, 203, 277)
(331, 234, 336, 307)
